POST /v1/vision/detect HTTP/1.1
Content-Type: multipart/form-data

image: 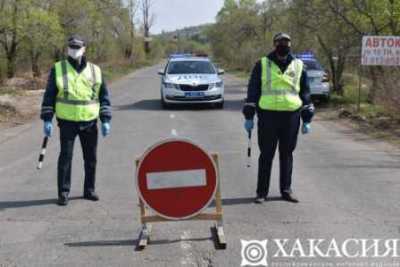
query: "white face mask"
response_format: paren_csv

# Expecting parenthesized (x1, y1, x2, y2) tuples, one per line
(67, 47, 85, 60)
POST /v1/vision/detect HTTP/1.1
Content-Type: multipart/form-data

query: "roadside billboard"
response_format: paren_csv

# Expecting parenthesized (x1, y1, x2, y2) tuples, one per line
(361, 36, 400, 66)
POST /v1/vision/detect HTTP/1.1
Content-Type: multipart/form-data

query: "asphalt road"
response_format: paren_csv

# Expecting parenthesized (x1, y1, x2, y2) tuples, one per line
(0, 64, 399, 267)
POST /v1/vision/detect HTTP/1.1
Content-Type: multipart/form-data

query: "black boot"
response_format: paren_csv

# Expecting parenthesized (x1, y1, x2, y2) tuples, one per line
(254, 195, 267, 204)
(83, 191, 99, 201)
(281, 192, 299, 203)
(58, 193, 69, 206)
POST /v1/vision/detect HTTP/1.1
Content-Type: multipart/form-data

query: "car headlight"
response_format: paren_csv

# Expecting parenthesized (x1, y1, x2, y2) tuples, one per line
(163, 82, 180, 90)
(210, 81, 223, 88)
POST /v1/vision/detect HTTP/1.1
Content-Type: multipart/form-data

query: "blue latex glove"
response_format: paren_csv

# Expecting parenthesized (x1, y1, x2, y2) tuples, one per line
(302, 123, 311, 134)
(101, 122, 111, 137)
(244, 120, 254, 133)
(43, 121, 53, 137)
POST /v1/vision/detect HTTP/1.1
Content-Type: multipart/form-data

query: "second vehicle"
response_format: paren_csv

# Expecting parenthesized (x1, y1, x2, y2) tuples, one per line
(295, 52, 331, 102)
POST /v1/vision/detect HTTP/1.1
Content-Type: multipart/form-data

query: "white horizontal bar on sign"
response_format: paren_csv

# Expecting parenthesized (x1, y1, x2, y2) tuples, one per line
(146, 169, 207, 190)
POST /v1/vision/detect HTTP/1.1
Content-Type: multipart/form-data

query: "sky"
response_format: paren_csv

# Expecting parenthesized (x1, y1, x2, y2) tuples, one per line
(149, 0, 225, 34)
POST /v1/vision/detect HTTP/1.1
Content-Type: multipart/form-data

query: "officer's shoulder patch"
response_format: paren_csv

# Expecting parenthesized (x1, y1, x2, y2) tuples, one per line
(287, 71, 296, 78)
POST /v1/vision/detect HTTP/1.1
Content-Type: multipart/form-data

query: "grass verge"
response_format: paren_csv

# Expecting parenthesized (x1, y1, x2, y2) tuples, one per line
(317, 75, 400, 147)
(0, 86, 26, 96)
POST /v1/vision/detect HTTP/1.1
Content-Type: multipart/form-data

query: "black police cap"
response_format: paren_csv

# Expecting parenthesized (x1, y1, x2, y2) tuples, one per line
(67, 35, 86, 48)
(273, 32, 291, 42)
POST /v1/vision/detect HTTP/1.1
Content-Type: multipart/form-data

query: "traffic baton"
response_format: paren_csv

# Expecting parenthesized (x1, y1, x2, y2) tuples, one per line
(247, 130, 252, 168)
(37, 136, 49, 170)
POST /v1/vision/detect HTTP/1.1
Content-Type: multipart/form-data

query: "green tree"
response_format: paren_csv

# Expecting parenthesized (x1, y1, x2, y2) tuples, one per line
(0, 0, 28, 78)
(21, 8, 63, 77)
(327, 0, 400, 102)
(0, 0, 154, 81)
(288, 0, 359, 95)
(217, 0, 238, 17)
(209, 0, 263, 71)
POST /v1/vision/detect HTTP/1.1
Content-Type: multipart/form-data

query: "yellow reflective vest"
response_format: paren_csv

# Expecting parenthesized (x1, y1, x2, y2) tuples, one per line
(54, 60, 102, 122)
(258, 56, 303, 111)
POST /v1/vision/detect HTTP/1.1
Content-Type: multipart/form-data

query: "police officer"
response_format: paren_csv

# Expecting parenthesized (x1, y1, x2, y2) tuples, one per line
(242, 33, 314, 204)
(40, 35, 112, 206)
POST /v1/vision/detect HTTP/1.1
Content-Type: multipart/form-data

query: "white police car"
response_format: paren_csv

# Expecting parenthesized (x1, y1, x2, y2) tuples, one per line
(296, 52, 331, 102)
(158, 55, 225, 109)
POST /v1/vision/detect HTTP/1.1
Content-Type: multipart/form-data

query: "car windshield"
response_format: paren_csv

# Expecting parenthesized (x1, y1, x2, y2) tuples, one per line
(167, 61, 216, 74)
(303, 60, 323, 71)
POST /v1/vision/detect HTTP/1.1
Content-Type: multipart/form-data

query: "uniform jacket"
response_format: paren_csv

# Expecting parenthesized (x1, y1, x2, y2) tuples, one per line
(40, 56, 112, 125)
(243, 51, 314, 123)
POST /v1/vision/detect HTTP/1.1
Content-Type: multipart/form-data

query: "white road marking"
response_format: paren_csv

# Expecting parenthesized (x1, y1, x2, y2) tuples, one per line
(180, 230, 196, 266)
(146, 169, 206, 190)
(171, 129, 178, 136)
(169, 113, 176, 119)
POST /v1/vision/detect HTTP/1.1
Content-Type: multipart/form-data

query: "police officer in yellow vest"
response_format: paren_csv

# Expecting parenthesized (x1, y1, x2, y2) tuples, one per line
(242, 33, 314, 204)
(40, 35, 112, 206)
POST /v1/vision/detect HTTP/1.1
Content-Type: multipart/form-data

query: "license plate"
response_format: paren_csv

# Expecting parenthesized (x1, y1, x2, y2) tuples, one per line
(185, 92, 205, 97)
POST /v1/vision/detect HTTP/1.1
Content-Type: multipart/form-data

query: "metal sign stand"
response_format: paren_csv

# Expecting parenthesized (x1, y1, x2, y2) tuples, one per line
(135, 153, 226, 250)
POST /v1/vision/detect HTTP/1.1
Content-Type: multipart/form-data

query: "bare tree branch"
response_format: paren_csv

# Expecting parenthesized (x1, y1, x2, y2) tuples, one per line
(141, 0, 155, 54)
(351, 0, 379, 33)
(387, 0, 399, 34)
(327, 0, 364, 35)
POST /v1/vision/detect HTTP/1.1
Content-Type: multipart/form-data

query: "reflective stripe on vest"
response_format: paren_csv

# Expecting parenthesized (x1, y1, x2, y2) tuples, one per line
(54, 60, 102, 122)
(259, 57, 303, 111)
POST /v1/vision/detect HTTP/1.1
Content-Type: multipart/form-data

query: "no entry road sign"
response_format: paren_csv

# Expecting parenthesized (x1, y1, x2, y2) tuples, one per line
(136, 139, 218, 220)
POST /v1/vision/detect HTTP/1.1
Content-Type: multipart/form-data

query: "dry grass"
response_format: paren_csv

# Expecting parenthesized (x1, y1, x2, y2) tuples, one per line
(0, 97, 18, 123)
(317, 104, 400, 148)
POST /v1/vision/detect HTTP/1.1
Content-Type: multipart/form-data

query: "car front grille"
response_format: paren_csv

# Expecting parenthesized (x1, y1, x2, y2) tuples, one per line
(166, 95, 222, 101)
(179, 84, 210, 91)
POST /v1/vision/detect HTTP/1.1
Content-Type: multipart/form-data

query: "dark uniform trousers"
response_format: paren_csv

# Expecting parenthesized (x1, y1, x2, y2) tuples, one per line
(257, 110, 300, 197)
(57, 121, 98, 197)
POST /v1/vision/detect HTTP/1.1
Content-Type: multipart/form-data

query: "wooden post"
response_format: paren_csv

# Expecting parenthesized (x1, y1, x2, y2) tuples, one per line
(357, 65, 362, 113)
(212, 154, 226, 248)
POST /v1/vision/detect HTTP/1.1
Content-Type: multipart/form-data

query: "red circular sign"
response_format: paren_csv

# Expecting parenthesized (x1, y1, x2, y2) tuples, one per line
(136, 139, 217, 220)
